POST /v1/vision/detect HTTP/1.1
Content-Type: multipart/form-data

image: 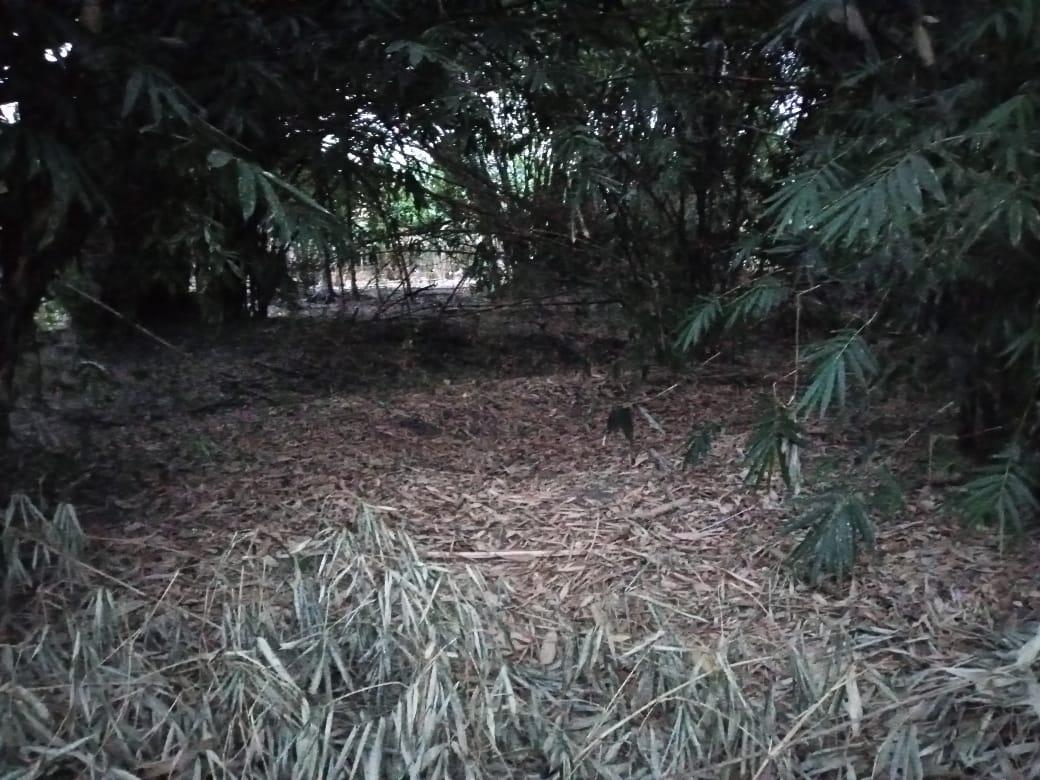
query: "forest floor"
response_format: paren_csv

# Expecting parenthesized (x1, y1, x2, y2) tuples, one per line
(5, 295, 1038, 655)
(3, 297, 1040, 775)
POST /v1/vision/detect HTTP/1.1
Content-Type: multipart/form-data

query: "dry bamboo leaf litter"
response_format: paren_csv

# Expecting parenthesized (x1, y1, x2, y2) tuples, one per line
(5, 329, 1038, 778)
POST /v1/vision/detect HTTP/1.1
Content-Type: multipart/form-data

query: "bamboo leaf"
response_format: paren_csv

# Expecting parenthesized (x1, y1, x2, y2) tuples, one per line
(207, 149, 235, 169)
(122, 70, 147, 118)
(798, 332, 878, 419)
(237, 161, 258, 220)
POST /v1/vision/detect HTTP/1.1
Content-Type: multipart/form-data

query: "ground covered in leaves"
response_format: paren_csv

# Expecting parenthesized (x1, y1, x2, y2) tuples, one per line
(3, 300, 1040, 777)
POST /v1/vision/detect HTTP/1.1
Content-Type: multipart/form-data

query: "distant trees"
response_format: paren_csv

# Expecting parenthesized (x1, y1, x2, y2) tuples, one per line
(0, 0, 444, 432)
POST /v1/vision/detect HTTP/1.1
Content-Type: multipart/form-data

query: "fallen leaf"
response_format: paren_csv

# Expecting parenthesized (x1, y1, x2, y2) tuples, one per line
(539, 629, 558, 666)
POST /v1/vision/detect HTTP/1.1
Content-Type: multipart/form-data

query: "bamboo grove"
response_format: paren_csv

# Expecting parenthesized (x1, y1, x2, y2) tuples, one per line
(2, 1, 1039, 552)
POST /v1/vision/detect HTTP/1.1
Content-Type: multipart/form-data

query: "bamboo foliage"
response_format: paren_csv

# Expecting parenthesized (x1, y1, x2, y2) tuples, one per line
(2, 497, 1039, 778)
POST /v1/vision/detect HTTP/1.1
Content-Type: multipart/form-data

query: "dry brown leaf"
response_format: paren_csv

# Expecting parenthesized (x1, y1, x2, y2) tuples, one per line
(1015, 626, 1040, 668)
(672, 531, 705, 542)
(539, 629, 558, 666)
(845, 668, 863, 738)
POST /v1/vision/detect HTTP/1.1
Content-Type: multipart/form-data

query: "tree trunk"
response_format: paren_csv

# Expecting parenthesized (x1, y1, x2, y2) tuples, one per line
(344, 190, 360, 300)
(0, 301, 29, 444)
(0, 192, 90, 444)
(0, 251, 77, 443)
(216, 268, 248, 321)
(249, 248, 287, 319)
(322, 248, 336, 298)
(349, 255, 359, 299)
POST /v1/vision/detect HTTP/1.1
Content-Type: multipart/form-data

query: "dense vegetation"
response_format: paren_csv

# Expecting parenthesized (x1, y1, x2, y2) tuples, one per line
(2, 2, 1039, 775)
(4, 0, 1038, 543)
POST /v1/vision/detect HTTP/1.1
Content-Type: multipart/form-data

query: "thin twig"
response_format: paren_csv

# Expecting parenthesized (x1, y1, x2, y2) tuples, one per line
(62, 283, 191, 359)
(61, 282, 275, 403)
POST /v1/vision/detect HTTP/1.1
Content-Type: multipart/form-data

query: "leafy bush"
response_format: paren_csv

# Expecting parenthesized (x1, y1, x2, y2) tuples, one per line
(743, 401, 809, 492)
(2, 495, 84, 598)
(672, 0, 1040, 576)
(785, 491, 876, 583)
(960, 447, 1040, 549)
(682, 422, 720, 468)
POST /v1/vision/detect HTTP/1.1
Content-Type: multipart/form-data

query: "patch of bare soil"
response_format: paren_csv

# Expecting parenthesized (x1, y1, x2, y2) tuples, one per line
(4, 302, 1039, 669)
